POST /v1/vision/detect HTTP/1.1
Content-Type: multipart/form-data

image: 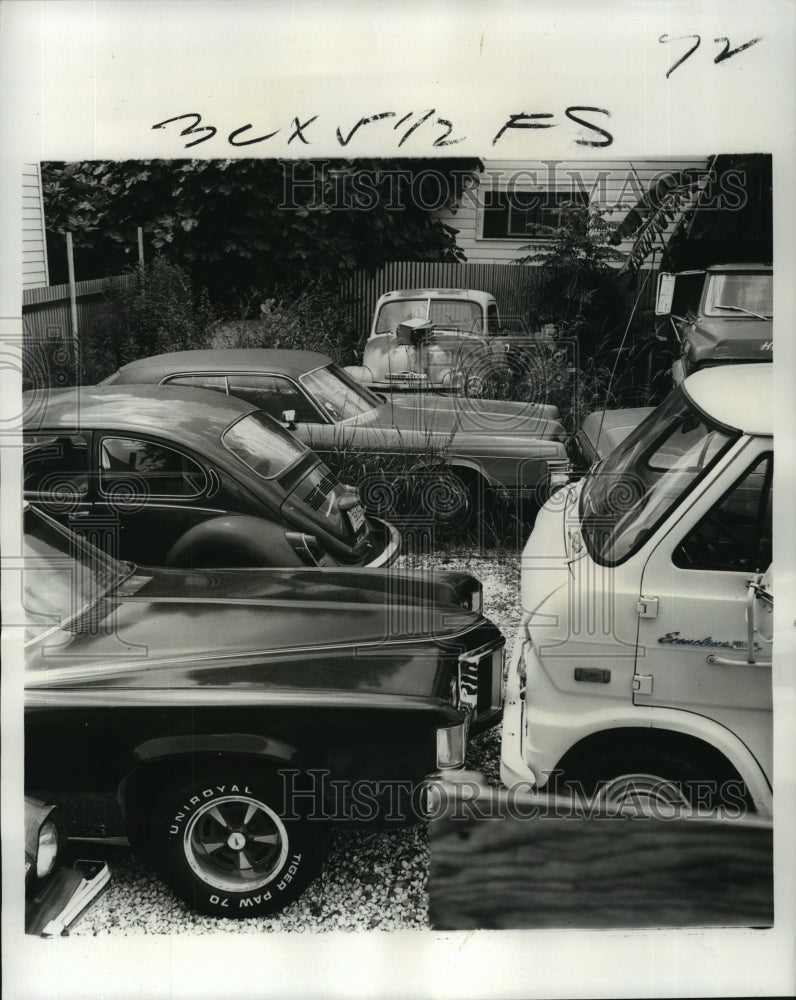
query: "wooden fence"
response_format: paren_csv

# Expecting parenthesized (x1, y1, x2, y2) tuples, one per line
(21, 274, 135, 342)
(430, 784, 773, 930)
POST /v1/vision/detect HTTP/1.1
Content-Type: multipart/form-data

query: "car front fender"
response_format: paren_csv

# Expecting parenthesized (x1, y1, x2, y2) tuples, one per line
(165, 514, 303, 567)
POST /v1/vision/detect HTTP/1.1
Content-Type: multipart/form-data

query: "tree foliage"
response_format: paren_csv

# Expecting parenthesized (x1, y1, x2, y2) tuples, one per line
(517, 203, 627, 349)
(41, 158, 479, 305)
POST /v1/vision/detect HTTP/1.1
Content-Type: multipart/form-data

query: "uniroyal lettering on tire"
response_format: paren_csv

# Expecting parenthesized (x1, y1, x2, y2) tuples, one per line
(152, 768, 326, 918)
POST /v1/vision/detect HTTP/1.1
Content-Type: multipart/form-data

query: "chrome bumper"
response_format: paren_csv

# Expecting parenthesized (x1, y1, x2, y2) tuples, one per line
(365, 517, 402, 568)
(26, 859, 110, 937)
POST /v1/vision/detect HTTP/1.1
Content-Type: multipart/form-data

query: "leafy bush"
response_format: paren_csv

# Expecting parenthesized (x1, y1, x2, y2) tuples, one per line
(78, 257, 218, 383)
(208, 278, 359, 364)
(518, 203, 627, 352)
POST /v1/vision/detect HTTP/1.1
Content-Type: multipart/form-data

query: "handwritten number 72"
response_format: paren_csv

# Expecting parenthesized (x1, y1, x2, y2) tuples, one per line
(660, 34, 761, 78)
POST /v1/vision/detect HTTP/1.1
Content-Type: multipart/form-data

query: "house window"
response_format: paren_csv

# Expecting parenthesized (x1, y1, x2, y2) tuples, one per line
(481, 190, 590, 240)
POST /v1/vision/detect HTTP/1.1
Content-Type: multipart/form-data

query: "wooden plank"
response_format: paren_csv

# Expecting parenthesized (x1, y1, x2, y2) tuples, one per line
(430, 789, 773, 930)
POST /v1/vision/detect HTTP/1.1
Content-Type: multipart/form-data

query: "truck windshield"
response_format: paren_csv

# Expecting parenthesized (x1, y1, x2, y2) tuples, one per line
(579, 388, 736, 565)
(375, 299, 482, 335)
(704, 273, 773, 318)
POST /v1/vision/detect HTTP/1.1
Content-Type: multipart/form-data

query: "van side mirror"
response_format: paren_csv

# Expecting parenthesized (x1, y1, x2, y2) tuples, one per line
(281, 409, 297, 430)
(745, 571, 773, 666)
(656, 273, 676, 315)
(707, 570, 772, 668)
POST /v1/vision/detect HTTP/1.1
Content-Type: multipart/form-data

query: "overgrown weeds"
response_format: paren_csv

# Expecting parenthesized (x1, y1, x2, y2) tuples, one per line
(320, 440, 528, 553)
(208, 278, 359, 363)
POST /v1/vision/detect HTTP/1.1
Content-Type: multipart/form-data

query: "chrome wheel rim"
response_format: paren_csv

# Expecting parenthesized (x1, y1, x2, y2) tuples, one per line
(596, 773, 690, 815)
(183, 794, 289, 892)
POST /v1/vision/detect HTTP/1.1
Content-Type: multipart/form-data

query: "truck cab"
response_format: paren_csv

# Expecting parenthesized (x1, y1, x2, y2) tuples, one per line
(347, 288, 503, 393)
(656, 263, 773, 384)
(501, 364, 773, 815)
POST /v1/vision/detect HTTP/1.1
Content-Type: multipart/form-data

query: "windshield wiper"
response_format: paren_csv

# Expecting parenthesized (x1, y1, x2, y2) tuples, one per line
(712, 304, 772, 320)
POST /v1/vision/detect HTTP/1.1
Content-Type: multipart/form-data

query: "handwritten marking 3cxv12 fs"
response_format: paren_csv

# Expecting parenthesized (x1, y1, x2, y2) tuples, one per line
(152, 107, 614, 150)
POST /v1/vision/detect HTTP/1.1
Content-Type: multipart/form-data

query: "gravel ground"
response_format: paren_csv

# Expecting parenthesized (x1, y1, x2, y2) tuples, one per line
(70, 550, 521, 936)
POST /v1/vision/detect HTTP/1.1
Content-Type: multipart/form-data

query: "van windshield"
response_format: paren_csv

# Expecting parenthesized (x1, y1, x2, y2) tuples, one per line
(579, 388, 736, 565)
(704, 272, 773, 318)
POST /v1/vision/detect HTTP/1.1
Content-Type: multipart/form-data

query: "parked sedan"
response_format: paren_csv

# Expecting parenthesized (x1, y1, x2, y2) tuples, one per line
(104, 349, 572, 518)
(23, 504, 504, 917)
(23, 384, 399, 569)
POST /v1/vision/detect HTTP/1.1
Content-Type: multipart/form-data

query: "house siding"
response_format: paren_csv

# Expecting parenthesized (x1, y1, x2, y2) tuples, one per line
(22, 163, 50, 288)
(439, 158, 710, 265)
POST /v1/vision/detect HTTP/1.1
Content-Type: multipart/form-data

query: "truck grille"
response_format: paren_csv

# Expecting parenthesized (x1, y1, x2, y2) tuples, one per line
(458, 642, 505, 716)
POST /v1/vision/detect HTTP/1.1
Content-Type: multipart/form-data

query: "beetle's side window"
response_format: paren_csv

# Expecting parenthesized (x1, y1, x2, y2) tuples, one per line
(673, 453, 773, 573)
(24, 434, 90, 497)
(99, 437, 207, 498)
(166, 374, 228, 393)
(226, 375, 319, 422)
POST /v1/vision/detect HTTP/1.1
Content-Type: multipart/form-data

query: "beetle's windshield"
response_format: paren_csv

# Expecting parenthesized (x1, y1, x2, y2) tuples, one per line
(222, 410, 308, 479)
(579, 387, 736, 565)
(704, 273, 773, 318)
(23, 505, 133, 644)
(299, 364, 382, 422)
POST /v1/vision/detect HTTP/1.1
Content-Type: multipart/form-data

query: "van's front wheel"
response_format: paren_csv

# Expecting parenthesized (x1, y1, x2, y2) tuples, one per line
(567, 752, 719, 816)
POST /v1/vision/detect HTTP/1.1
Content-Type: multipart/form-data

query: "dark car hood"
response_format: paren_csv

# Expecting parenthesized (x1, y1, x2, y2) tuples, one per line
(25, 565, 489, 693)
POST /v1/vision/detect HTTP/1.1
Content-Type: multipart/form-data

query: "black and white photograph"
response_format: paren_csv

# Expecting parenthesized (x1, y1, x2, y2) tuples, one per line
(1, 3, 794, 999)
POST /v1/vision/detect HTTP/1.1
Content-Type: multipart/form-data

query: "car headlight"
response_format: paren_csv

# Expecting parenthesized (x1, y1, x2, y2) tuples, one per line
(36, 820, 60, 879)
(441, 368, 467, 392)
(467, 584, 483, 615)
(436, 721, 468, 769)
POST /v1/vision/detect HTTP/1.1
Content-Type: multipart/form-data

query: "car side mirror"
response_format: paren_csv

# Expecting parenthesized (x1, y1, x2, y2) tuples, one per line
(282, 409, 297, 430)
(656, 273, 675, 315)
(745, 571, 773, 666)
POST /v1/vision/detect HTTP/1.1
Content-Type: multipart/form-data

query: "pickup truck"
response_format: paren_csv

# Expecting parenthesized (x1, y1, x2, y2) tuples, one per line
(23, 504, 504, 918)
(655, 263, 773, 383)
(501, 364, 773, 816)
(346, 287, 546, 395)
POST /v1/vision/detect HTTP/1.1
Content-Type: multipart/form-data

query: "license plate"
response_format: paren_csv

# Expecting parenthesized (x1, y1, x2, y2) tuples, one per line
(347, 503, 366, 533)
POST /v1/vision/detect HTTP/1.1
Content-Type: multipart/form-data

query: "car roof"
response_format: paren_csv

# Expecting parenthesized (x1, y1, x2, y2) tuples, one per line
(375, 288, 496, 304)
(112, 349, 333, 383)
(22, 384, 262, 447)
(683, 364, 772, 435)
(703, 263, 772, 274)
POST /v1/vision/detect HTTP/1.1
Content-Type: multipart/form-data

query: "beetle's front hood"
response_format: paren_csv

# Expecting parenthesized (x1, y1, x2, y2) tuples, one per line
(25, 565, 488, 691)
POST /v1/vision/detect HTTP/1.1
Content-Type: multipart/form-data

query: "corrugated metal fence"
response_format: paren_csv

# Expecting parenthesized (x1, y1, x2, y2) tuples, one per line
(20, 263, 658, 347)
(340, 262, 659, 342)
(21, 275, 135, 341)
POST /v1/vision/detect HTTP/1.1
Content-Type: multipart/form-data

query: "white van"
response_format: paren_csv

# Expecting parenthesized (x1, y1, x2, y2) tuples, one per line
(501, 364, 773, 815)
